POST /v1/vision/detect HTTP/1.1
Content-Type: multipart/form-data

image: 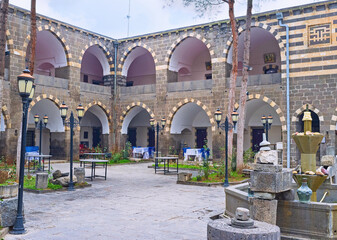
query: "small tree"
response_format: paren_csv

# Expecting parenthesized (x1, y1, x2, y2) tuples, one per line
(166, 0, 253, 172)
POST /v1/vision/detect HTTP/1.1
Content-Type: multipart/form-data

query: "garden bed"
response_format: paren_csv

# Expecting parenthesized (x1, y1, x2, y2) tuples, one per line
(24, 182, 92, 194)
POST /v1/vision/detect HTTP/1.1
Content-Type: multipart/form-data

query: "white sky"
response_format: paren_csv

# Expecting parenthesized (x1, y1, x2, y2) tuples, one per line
(10, 0, 326, 39)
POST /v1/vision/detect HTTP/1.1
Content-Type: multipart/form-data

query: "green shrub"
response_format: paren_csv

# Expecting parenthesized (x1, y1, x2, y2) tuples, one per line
(243, 148, 256, 163)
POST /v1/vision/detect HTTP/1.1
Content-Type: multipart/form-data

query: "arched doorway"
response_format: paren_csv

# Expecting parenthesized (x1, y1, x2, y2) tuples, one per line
(169, 37, 212, 82)
(227, 27, 281, 84)
(121, 106, 154, 147)
(28, 99, 65, 158)
(27, 31, 67, 77)
(122, 47, 156, 87)
(80, 45, 110, 85)
(244, 99, 282, 152)
(170, 102, 212, 153)
(80, 105, 110, 150)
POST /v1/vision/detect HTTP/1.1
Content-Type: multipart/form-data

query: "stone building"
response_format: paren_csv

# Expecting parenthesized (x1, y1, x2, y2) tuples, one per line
(0, 1, 337, 166)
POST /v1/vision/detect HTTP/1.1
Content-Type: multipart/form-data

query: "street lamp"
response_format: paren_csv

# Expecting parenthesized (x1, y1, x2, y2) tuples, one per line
(11, 69, 35, 235)
(34, 114, 48, 170)
(150, 117, 166, 173)
(214, 108, 238, 187)
(261, 114, 273, 141)
(60, 102, 84, 191)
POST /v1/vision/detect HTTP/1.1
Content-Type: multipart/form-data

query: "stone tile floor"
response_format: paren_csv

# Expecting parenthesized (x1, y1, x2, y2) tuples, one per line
(5, 162, 225, 240)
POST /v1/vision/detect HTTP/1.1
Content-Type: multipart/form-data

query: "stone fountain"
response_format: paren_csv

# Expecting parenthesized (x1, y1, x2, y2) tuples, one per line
(292, 107, 327, 201)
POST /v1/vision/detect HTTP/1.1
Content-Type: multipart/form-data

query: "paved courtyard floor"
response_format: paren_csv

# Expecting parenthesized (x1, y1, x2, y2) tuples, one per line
(5, 162, 225, 240)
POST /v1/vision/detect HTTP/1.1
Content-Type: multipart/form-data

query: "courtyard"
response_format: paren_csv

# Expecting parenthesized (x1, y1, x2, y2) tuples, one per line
(5, 163, 224, 240)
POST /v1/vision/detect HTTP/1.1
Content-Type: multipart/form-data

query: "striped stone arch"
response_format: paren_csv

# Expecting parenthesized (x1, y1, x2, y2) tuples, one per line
(78, 42, 114, 74)
(29, 94, 62, 111)
(166, 98, 215, 132)
(120, 102, 155, 126)
(222, 22, 286, 63)
(5, 29, 13, 52)
(235, 94, 287, 132)
(22, 24, 72, 66)
(83, 101, 112, 123)
(1, 105, 11, 129)
(165, 33, 215, 69)
(292, 104, 324, 124)
(118, 43, 158, 74)
(330, 108, 337, 130)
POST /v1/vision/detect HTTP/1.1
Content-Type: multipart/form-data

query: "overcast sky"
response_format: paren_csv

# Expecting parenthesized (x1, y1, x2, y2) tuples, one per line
(10, 0, 325, 39)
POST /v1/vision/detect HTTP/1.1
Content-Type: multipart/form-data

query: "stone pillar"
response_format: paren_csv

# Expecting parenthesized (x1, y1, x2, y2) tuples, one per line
(74, 167, 85, 184)
(35, 173, 48, 189)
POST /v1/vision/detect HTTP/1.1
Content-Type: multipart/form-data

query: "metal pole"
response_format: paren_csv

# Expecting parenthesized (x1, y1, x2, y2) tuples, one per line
(11, 99, 29, 234)
(39, 121, 42, 155)
(68, 112, 74, 191)
(224, 116, 229, 187)
(155, 123, 159, 169)
(266, 123, 269, 142)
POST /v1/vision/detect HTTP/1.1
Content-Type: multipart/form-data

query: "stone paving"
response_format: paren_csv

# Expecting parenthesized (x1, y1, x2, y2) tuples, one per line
(5, 162, 225, 240)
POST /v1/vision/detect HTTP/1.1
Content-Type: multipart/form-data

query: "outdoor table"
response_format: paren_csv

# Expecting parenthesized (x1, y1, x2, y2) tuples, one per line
(132, 147, 154, 159)
(155, 157, 179, 174)
(80, 159, 109, 181)
(25, 154, 52, 172)
(184, 148, 203, 161)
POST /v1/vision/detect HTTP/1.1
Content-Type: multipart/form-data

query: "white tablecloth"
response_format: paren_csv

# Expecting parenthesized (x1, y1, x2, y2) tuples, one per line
(184, 149, 202, 161)
(133, 147, 150, 159)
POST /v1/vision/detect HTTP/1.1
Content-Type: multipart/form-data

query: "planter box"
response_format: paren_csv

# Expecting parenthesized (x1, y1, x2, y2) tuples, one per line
(0, 183, 18, 199)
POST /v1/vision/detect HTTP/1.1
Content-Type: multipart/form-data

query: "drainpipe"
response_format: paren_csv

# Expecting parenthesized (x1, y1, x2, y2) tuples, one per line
(277, 12, 290, 168)
(113, 41, 119, 145)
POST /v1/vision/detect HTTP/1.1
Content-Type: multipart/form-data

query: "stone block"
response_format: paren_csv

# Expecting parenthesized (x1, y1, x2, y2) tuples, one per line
(235, 207, 250, 221)
(177, 172, 192, 182)
(252, 163, 283, 173)
(35, 173, 48, 189)
(50, 176, 77, 187)
(254, 150, 278, 165)
(250, 169, 292, 193)
(0, 183, 18, 199)
(321, 155, 335, 166)
(250, 198, 278, 225)
(74, 168, 85, 184)
(0, 198, 23, 227)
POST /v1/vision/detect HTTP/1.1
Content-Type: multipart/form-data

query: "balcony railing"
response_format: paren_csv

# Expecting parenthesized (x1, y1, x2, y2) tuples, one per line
(120, 84, 156, 95)
(232, 73, 281, 87)
(80, 82, 111, 95)
(167, 79, 212, 92)
(34, 74, 69, 89)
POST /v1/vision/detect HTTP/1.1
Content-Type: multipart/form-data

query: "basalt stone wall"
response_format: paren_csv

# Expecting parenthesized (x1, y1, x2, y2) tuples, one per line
(2, 1, 337, 165)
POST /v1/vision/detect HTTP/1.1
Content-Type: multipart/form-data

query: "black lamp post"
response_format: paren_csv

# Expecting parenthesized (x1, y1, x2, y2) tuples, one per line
(149, 117, 166, 172)
(60, 102, 84, 191)
(34, 114, 48, 170)
(261, 114, 273, 141)
(214, 108, 238, 187)
(11, 69, 35, 235)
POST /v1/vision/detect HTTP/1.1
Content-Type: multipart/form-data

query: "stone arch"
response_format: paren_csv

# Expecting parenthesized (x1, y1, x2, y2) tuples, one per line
(1, 105, 11, 129)
(22, 25, 72, 66)
(223, 23, 286, 63)
(292, 104, 324, 124)
(29, 94, 61, 111)
(84, 101, 111, 123)
(118, 43, 158, 73)
(166, 33, 214, 69)
(167, 98, 214, 133)
(235, 94, 286, 132)
(79, 42, 114, 75)
(330, 108, 337, 130)
(5, 29, 13, 52)
(120, 102, 155, 124)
